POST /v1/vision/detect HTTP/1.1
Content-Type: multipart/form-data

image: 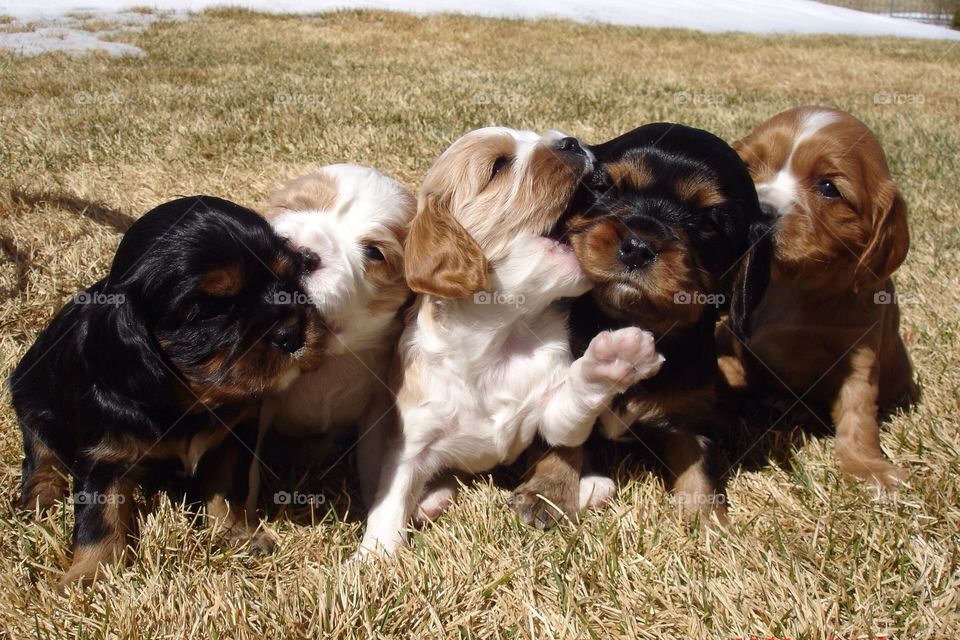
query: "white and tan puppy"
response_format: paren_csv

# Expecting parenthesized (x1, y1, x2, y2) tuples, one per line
(256, 164, 415, 507)
(357, 128, 665, 558)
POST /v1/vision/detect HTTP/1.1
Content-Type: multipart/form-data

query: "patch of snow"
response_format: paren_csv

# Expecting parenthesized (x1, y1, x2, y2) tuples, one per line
(0, 10, 175, 56)
(1, 0, 958, 57)
(0, 27, 144, 56)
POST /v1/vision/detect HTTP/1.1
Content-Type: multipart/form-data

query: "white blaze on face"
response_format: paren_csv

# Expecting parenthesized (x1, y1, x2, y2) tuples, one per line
(267, 164, 413, 352)
(270, 210, 358, 314)
(756, 170, 799, 216)
(797, 110, 839, 142)
(755, 109, 838, 216)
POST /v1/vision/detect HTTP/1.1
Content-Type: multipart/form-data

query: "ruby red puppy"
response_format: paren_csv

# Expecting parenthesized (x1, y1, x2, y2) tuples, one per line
(718, 106, 915, 489)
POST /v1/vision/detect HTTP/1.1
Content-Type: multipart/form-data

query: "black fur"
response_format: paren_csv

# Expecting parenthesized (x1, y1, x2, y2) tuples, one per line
(566, 123, 773, 516)
(10, 195, 323, 583)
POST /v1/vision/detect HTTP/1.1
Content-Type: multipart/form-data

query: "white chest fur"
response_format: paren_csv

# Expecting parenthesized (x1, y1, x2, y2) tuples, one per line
(270, 346, 390, 436)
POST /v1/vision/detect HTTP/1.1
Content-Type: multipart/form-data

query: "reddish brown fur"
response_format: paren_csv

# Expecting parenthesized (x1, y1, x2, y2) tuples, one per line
(174, 305, 325, 408)
(405, 130, 586, 299)
(59, 476, 136, 589)
(674, 176, 726, 209)
(568, 214, 707, 334)
(20, 439, 70, 511)
(607, 158, 654, 191)
(198, 263, 244, 297)
(405, 195, 490, 298)
(721, 106, 915, 489)
(364, 217, 413, 314)
(509, 444, 583, 529)
(264, 171, 339, 220)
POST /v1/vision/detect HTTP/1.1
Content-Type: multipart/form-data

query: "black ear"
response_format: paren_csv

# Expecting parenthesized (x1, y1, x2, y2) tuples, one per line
(563, 165, 612, 219)
(729, 220, 773, 342)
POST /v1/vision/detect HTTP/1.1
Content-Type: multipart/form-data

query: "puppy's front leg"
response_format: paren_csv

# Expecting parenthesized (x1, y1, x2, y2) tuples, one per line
(199, 438, 275, 555)
(60, 462, 135, 589)
(509, 443, 583, 529)
(663, 430, 728, 527)
(20, 432, 70, 513)
(833, 345, 907, 490)
(356, 436, 434, 559)
(540, 328, 663, 447)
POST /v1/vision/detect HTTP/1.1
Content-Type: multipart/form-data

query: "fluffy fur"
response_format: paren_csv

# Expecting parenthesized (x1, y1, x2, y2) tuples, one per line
(511, 123, 771, 527)
(718, 106, 915, 489)
(11, 196, 326, 587)
(356, 127, 665, 558)
(255, 164, 416, 507)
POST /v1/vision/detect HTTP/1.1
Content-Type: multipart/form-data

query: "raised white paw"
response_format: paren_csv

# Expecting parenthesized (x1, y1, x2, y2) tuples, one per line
(579, 474, 617, 510)
(583, 328, 664, 390)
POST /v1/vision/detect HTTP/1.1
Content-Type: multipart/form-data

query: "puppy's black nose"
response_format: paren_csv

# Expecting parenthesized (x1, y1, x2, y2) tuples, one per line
(298, 247, 322, 272)
(619, 237, 656, 269)
(758, 201, 778, 220)
(270, 323, 304, 354)
(557, 137, 583, 154)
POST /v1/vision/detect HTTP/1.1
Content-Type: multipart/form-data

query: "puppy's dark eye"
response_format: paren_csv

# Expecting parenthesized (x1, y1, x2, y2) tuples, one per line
(363, 244, 385, 261)
(491, 156, 511, 179)
(815, 178, 842, 199)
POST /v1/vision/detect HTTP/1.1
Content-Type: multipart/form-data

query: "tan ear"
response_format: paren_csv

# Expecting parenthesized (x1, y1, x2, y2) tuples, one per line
(404, 193, 490, 298)
(855, 183, 909, 289)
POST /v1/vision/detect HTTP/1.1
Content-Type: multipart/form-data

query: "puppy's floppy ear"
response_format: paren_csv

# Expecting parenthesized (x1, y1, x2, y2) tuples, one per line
(854, 181, 909, 290)
(729, 217, 773, 342)
(731, 138, 748, 161)
(404, 192, 490, 298)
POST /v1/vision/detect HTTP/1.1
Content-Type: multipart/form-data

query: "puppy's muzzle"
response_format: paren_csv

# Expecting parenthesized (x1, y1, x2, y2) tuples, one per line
(296, 247, 322, 273)
(619, 236, 658, 270)
(758, 201, 779, 220)
(557, 136, 585, 155)
(270, 322, 305, 354)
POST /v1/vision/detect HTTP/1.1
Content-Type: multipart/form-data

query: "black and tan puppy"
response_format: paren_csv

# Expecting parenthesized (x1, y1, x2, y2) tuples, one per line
(10, 196, 326, 587)
(510, 123, 771, 527)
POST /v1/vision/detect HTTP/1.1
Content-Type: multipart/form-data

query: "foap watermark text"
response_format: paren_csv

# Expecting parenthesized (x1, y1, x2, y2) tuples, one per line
(674, 291, 725, 307)
(274, 491, 326, 507)
(474, 290, 526, 307)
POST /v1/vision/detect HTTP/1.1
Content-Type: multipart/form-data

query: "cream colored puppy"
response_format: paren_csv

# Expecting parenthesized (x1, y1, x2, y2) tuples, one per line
(255, 164, 415, 509)
(357, 128, 665, 558)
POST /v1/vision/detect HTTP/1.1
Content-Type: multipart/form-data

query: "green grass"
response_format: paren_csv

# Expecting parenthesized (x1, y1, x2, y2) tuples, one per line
(0, 9, 958, 639)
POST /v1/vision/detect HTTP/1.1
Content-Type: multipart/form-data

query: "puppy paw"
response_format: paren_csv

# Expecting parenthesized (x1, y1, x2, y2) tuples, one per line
(673, 491, 730, 530)
(247, 529, 277, 555)
(508, 482, 579, 530)
(223, 525, 276, 555)
(582, 328, 664, 391)
(413, 484, 457, 526)
(22, 482, 69, 514)
(348, 535, 398, 564)
(20, 469, 70, 514)
(578, 474, 617, 510)
(836, 449, 908, 491)
(345, 547, 371, 566)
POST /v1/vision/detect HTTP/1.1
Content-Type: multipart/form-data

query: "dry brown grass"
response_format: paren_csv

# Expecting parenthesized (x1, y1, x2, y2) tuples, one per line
(1, 9, 959, 639)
